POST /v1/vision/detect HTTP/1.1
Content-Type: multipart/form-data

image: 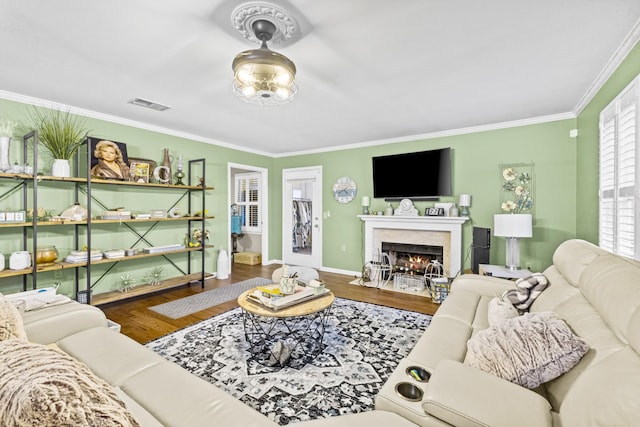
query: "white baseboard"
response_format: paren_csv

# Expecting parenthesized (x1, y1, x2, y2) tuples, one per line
(261, 259, 360, 278)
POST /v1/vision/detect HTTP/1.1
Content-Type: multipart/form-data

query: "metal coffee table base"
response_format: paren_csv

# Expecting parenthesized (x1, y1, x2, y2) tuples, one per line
(241, 307, 332, 368)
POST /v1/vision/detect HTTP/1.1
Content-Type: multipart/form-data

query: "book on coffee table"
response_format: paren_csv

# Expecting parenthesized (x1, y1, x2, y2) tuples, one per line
(247, 285, 330, 311)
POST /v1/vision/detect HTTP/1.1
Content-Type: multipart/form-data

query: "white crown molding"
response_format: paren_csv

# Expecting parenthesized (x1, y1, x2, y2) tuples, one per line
(0, 89, 575, 160)
(0, 90, 274, 158)
(274, 112, 576, 158)
(573, 17, 640, 115)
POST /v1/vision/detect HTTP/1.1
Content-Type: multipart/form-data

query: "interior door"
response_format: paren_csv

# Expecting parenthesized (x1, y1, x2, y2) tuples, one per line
(282, 166, 322, 268)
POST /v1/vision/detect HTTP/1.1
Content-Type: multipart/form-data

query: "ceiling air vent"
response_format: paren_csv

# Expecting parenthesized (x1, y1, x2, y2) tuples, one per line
(127, 98, 170, 111)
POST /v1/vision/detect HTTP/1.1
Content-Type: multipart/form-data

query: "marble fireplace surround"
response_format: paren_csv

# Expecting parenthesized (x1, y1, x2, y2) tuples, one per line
(359, 215, 469, 277)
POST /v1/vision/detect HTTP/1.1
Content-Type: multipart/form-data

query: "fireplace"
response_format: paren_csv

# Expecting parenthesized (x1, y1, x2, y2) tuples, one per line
(382, 242, 444, 274)
(359, 215, 468, 278)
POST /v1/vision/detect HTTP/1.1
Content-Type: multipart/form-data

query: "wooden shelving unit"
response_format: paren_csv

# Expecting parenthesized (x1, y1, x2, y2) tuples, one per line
(0, 133, 213, 304)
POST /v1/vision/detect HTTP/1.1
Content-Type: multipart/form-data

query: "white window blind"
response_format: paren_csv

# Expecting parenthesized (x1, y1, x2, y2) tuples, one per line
(599, 76, 640, 259)
(234, 172, 261, 233)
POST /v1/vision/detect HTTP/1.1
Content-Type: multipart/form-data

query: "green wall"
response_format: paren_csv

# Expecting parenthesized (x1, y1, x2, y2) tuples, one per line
(275, 118, 578, 273)
(576, 42, 640, 240)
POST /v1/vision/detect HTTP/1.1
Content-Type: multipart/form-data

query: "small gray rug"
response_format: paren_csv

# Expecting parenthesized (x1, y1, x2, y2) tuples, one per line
(148, 277, 272, 319)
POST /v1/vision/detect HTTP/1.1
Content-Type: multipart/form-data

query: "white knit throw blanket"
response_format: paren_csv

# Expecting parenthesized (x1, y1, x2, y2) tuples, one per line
(0, 339, 139, 426)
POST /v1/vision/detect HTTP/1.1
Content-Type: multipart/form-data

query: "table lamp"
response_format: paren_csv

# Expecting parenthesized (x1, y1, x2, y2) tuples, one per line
(459, 194, 471, 216)
(493, 214, 532, 270)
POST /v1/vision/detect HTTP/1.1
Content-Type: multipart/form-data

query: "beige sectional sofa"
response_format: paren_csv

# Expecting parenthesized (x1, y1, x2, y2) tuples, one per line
(9, 238, 639, 426)
(376, 239, 640, 426)
(16, 291, 416, 426)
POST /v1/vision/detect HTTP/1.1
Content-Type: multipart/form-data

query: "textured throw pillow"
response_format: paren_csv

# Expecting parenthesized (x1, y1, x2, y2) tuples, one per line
(466, 311, 589, 389)
(487, 296, 520, 327)
(0, 293, 28, 341)
(0, 339, 139, 426)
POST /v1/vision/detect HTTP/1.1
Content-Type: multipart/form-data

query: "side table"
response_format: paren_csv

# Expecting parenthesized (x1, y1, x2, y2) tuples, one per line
(478, 264, 532, 280)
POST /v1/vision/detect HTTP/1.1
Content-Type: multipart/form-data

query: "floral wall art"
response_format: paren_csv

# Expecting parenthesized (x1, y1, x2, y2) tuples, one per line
(500, 163, 534, 214)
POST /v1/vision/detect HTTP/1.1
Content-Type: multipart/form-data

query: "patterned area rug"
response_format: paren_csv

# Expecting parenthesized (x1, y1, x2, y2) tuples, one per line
(146, 298, 431, 424)
(148, 277, 273, 319)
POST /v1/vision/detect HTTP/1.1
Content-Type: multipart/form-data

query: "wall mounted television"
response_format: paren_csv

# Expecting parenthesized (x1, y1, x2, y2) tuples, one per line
(372, 147, 452, 200)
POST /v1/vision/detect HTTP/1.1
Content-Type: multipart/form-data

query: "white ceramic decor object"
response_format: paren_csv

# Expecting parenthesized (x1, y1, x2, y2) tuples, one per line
(0, 136, 10, 172)
(10, 251, 31, 270)
(0, 253, 5, 271)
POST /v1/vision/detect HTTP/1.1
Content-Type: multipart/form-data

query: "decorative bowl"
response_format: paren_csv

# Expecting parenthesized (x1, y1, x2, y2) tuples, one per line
(35, 245, 59, 266)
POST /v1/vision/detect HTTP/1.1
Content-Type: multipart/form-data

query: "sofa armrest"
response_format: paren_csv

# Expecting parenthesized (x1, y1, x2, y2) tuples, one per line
(451, 274, 515, 297)
(22, 301, 108, 344)
(423, 360, 551, 427)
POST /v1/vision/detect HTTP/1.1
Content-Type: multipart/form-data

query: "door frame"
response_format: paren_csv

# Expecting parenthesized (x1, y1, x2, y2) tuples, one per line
(282, 166, 323, 268)
(227, 162, 269, 264)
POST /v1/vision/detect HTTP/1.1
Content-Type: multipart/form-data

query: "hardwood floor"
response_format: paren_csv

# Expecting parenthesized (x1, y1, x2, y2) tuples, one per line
(100, 263, 440, 344)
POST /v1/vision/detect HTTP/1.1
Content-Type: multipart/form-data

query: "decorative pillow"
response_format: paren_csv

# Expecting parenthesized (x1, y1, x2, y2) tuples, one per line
(0, 293, 27, 342)
(466, 311, 589, 389)
(502, 272, 548, 313)
(487, 296, 519, 327)
(0, 339, 139, 426)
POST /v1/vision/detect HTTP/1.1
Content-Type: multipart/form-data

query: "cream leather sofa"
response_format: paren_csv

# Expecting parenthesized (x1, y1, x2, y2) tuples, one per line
(376, 239, 640, 426)
(20, 295, 417, 426)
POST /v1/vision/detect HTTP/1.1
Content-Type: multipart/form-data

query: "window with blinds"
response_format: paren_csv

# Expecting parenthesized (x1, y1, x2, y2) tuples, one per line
(234, 172, 261, 233)
(599, 76, 639, 259)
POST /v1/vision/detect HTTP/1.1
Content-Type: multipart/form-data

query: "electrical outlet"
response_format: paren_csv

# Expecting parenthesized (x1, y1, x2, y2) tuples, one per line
(340, 244, 347, 252)
(525, 261, 534, 271)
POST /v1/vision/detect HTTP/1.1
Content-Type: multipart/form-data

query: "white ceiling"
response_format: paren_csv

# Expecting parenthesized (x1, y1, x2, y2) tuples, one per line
(1, 1, 640, 156)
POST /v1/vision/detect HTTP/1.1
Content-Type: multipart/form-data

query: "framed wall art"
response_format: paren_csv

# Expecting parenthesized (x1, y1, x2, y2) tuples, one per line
(87, 137, 130, 180)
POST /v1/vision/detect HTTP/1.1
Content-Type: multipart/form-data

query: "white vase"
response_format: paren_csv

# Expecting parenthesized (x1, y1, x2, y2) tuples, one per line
(217, 247, 229, 279)
(0, 136, 10, 172)
(51, 158, 71, 177)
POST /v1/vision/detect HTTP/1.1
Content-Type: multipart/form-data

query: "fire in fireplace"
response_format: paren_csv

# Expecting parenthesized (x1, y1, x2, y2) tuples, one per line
(381, 242, 444, 275)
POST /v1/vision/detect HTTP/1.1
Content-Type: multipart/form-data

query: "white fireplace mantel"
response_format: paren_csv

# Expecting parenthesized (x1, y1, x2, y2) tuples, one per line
(358, 215, 469, 277)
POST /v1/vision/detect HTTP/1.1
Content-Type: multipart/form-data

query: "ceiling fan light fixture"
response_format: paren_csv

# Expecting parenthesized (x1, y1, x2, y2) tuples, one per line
(231, 16, 298, 106)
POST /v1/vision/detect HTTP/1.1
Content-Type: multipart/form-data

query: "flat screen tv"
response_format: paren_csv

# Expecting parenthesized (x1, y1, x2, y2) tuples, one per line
(372, 147, 452, 200)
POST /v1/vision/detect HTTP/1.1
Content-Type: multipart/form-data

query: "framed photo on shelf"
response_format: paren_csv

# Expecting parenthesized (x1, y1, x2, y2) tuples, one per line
(129, 160, 151, 183)
(87, 137, 129, 180)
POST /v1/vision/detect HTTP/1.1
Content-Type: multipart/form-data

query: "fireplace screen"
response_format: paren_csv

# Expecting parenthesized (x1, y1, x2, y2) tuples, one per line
(381, 242, 444, 275)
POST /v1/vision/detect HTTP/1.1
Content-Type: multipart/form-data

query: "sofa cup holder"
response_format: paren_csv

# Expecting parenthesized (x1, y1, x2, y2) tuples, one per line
(406, 365, 431, 382)
(395, 382, 424, 402)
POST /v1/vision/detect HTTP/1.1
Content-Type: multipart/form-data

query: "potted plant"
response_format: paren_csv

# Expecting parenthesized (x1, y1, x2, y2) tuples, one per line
(27, 108, 89, 177)
(0, 117, 18, 172)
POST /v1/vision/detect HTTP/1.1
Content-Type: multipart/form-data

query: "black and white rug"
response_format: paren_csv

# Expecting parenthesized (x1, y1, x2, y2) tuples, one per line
(146, 298, 431, 425)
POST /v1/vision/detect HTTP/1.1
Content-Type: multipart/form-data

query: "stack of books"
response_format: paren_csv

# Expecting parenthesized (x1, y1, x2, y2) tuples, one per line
(143, 244, 185, 254)
(101, 210, 131, 220)
(103, 249, 126, 259)
(64, 250, 103, 263)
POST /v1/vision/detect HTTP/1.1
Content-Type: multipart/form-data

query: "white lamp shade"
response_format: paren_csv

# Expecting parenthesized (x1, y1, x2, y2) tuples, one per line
(459, 194, 471, 207)
(361, 196, 370, 207)
(494, 214, 532, 238)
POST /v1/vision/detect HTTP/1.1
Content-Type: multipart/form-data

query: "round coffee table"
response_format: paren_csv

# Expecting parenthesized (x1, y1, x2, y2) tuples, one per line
(238, 287, 335, 368)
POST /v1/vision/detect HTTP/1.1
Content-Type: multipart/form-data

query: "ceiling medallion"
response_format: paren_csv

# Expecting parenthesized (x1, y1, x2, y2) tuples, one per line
(231, 2, 297, 46)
